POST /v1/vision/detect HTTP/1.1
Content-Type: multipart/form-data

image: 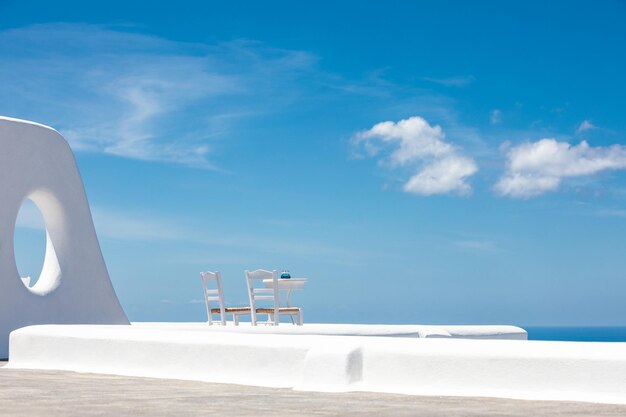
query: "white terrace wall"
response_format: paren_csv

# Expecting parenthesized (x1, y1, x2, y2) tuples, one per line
(0, 116, 129, 358)
(9, 325, 626, 404)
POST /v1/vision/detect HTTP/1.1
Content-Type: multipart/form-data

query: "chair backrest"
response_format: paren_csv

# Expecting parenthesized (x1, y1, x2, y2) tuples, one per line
(200, 271, 226, 325)
(245, 269, 280, 325)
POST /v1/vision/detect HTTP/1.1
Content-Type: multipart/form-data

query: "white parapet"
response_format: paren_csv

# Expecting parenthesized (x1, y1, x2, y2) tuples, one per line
(129, 321, 528, 339)
(7, 323, 626, 404)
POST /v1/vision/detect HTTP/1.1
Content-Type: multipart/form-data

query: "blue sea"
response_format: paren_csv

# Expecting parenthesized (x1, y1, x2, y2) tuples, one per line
(525, 327, 626, 342)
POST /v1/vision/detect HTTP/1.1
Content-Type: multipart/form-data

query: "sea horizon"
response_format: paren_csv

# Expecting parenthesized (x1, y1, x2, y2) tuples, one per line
(524, 326, 626, 342)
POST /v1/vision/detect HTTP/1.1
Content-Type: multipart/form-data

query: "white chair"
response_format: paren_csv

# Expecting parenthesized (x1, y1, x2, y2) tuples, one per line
(245, 269, 303, 326)
(200, 271, 250, 325)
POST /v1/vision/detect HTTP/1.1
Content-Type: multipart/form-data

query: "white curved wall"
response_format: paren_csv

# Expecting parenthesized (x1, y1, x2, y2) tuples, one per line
(0, 116, 129, 358)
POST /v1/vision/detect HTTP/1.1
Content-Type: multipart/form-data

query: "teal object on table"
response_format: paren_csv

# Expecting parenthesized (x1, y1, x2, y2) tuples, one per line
(280, 270, 291, 279)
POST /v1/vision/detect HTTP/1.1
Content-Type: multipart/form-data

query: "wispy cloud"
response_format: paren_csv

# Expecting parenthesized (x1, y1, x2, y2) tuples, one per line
(595, 208, 626, 218)
(490, 109, 502, 125)
(0, 24, 318, 167)
(576, 119, 596, 134)
(423, 75, 475, 87)
(91, 207, 187, 241)
(85, 205, 368, 265)
(353, 116, 478, 196)
(495, 139, 626, 198)
(16, 202, 186, 241)
(454, 239, 498, 252)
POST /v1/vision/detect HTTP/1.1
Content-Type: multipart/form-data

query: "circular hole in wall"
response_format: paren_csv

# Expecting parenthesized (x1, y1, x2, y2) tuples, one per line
(14, 199, 47, 288)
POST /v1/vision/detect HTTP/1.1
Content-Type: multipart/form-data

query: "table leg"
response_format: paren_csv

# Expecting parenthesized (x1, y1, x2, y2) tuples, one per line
(285, 289, 292, 307)
(286, 289, 295, 324)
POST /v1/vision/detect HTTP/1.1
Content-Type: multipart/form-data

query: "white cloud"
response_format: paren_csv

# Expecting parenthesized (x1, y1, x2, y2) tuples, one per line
(357, 117, 451, 164)
(495, 138, 626, 198)
(0, 24, 318, 167)
(403, 155, 478, 195)
(354, 116, 478, 196)
(577, 120, 596, 134)
(495, 173, 561, 198)
(490, 109, 502, 125)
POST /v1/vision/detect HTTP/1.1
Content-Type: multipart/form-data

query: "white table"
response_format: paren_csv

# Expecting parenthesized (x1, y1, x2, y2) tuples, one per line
(262, 278, 306, 307)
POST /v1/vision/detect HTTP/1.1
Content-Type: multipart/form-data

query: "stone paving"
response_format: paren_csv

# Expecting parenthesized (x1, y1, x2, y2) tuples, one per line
(1, 361, 626, 416)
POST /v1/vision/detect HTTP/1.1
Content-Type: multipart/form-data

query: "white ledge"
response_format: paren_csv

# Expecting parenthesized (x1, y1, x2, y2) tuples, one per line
(129, 322, 528, 339)
(7, 323, 626, 404)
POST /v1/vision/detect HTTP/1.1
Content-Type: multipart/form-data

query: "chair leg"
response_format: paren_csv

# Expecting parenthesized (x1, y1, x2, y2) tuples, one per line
(234, 314, 239, 326)
(298, 310, 303, 326)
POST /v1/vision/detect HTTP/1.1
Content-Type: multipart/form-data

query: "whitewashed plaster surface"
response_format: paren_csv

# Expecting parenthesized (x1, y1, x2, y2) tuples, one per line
(0, 116, 128, 358)
(8, 323, 626, 404)
(132, 322, 528, 339)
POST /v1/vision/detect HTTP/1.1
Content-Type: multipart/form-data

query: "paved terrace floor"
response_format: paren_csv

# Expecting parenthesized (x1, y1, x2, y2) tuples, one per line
(1, 361, 626, 416)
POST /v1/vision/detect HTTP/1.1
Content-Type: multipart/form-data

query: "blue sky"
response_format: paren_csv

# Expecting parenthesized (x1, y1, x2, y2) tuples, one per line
(3, 1, 626, 325)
